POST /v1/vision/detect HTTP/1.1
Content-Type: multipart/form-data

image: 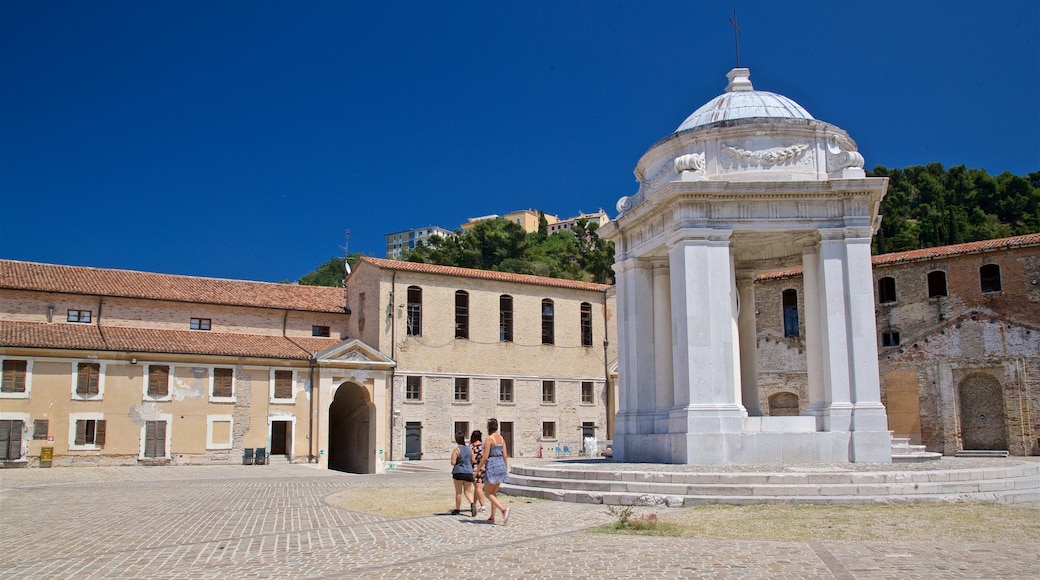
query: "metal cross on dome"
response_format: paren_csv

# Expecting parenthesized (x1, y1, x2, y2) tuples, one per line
(729, 10, 741, 68)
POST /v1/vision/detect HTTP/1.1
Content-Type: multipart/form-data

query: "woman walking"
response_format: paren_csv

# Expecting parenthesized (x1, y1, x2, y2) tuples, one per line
(469, 430, 487, 513)
(475, 418, 510, 525)
(449, 432, 477, 517)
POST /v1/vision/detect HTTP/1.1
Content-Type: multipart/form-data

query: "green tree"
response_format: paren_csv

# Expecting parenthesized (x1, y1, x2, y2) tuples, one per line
(298, 254, 364, 287)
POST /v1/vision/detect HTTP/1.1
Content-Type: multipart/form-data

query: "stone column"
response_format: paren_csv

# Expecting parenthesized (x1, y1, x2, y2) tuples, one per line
(612, 257, 656, 461)
(736, 270, 761, 416)
(817, 229, 853, 432)
(800, 241, 825, 428)
(652, 259, 674, 432)
(845, 229, 888, 431)
(667, 229, 743, 434)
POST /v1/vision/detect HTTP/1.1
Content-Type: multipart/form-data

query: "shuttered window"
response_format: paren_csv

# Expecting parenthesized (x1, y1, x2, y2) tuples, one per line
(2, 360, 27, 392)
(147, 365, 170, 397)
(212, 368, 233, 398)
(76, 363, 100, 396)
(33, 420, 48, 440)
(144, 421, 166, 458)
(0, 420, 23, 460)
(274, 370, 293, 399)
(74, 419, 106, 446)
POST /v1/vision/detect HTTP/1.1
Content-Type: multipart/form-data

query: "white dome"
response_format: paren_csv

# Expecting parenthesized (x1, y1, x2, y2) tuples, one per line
(676, 68, 814, 133)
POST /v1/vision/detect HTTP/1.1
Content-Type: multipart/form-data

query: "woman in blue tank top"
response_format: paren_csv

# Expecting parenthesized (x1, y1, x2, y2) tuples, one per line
(450, 431, 477, 517)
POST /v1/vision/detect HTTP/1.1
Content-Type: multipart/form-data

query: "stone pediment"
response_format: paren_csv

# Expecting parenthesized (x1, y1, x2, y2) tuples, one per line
(315, 339, 395, 369)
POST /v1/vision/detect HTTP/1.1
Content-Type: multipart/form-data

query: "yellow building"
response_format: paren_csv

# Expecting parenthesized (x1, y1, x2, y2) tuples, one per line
(460, 209, 559, 233)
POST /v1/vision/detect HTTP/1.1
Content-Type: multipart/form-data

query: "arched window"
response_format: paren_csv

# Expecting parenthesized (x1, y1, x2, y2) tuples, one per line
(927, 270, 948, 298)
(877, 277, 896, 304)
(782, 289, 799, 338)
(980, 264, 1002, 293)
(406, 286, 422, 336)
(499, 295, 513, 342)
(541, 299, 555, 345)
(454, 291, 469, 339)
(580, 302, 593, 347)
(768, 392, 800, 416)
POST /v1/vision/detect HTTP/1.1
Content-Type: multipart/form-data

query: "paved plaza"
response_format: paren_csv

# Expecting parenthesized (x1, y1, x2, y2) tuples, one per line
(1, 461, 1037, 579)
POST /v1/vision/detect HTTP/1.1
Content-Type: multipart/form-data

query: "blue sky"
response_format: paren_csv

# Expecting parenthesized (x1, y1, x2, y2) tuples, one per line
(1, 1, 1037, 282)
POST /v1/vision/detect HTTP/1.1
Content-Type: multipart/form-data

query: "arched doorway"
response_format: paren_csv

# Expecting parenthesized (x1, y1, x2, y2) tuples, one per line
(958, 373, 1007, 451)
(328, 382, 374, 474)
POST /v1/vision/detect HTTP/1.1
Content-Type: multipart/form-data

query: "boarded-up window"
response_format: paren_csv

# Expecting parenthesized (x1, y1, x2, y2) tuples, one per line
(74, 419, 106, 446)
(33, 419, 48, 440)
(144, 420, 166, 457)
(211, 420, 232, 446)
(212, 368, 233, 398)
(148, 365, 170, 397)
(2, 360, 27, 392)
(274, 370, 293, 399)
(0, 420, 23, 460)
(76, 363, 100, 396)
(768, 392, 800, 416)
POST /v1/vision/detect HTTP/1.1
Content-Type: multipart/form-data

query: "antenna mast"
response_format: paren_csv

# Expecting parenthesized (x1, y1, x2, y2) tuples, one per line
(343, 229, 352, 277)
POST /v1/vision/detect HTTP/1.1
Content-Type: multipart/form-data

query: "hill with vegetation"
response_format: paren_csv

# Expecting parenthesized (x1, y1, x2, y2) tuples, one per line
(296, 165, 1038, 286)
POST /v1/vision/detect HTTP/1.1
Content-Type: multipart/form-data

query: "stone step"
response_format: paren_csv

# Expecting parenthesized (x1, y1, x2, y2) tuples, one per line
(956, 450, 1010, 458)
(502, 462, 1039, 506)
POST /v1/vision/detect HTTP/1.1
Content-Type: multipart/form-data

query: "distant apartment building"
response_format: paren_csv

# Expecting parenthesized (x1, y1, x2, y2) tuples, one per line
(546, 209, 610, 236)
(385, 226, 455, 259)
(461, 209, 559, 233)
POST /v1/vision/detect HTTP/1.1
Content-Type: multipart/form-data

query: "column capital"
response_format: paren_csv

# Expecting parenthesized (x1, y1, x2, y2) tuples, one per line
(668, 228, 733, 248)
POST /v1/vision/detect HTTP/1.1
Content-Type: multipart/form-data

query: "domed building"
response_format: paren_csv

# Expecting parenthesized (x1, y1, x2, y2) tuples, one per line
(601, 68, 892, 464)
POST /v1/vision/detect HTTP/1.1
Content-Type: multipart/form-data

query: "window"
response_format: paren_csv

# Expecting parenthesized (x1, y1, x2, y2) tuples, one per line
(454, 377, 469, 402)
(499, 378, 513, 403)
(76, 363, 101, 396)
(499, 295, 513, 342)
(406, 376, 422, 401)
(74, 419, 106, 446)
(927, 271, 948, 298)
(33, 419, 48, 440)
(580, 302, 593, 347)
(455, 291, 469, 339)
(190, 318, 211, 331)
(877, 277, 896, 304)
(542, 380, 555, 403)
(581, 381, 594, 404)
(144, 420, 167, 458)
(454, 421, 469, 439)
(882, 331, 900, 347)
(67, 309, 91, 323)
(406, 286, 422, 336)
(0, 420, 23, 460)
(542, 422, 556, 439)
(273, 370, 293, 399)
(2, 360, 27, 393)
(541, 299, 555, 345)
(212, 368, 233, 398)
(782, 289, 799, 337)
(147, 365, 170, 398)
(312, 325, 331, 337)
(980, 264, 1002, 293)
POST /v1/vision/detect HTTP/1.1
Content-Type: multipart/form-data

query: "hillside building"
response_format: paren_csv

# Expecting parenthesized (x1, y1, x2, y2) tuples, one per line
(385, 226, 455, 260)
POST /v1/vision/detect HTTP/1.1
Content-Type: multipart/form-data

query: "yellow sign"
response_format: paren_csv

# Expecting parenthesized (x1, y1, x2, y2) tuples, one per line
(40, 447, 53, 461)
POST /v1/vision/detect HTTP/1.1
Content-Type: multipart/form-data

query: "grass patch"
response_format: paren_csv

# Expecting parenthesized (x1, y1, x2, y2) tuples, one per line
(590, 503, 1040, 542)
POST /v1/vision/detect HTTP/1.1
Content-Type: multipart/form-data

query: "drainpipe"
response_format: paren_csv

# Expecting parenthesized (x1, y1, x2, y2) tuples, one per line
(96, 298, 107, 348)
(387, 271, 397, 461)
(308, 357, 317, 463)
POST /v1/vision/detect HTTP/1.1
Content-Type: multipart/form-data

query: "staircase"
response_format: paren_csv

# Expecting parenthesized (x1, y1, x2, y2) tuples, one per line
(891, 436, 942, 462)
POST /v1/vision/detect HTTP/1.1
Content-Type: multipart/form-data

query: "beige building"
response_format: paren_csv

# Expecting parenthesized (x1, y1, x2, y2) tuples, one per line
(754, 233, 1040, 456)
(0, 260, 394, 472)
(344, 257, 616, 460)
(0, 257, 617, 470)
(461, 209, 559, 233)
(385, 226, 456, 260)
(546, 209, 610, 236)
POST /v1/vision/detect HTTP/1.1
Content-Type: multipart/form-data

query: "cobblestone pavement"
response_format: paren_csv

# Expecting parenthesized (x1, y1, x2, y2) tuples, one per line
(1, 462, 1037, 579)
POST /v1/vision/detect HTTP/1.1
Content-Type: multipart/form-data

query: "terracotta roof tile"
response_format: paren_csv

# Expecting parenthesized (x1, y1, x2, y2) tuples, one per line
(757, 233, 1040, 281)
(0, 260, 347, 313)
(1, 320, 341, 360)
(357, 257, 612, 292)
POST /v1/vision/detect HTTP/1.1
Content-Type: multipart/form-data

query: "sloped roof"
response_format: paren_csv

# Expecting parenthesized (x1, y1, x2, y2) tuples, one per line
(0, 320, 338, 360)
(355, 257, 612, 292)
(0, 260, 347, 313)
(757, 233, 1040, 281)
